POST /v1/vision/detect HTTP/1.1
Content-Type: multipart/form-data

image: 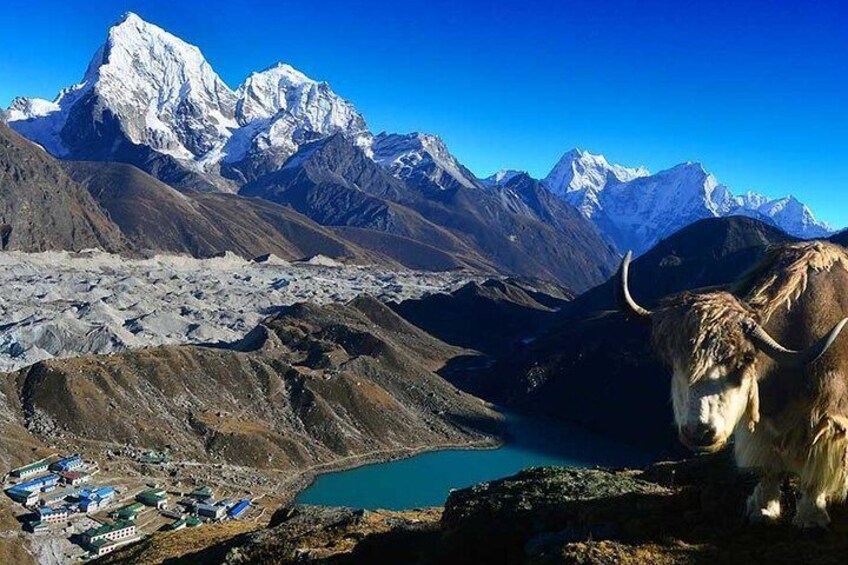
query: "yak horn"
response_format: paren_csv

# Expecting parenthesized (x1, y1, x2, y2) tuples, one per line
(617, 251, 652, 320)
(747, 318, 848, 367)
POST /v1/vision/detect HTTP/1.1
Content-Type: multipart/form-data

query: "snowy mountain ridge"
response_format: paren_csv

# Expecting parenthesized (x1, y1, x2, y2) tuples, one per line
(370, 132, 481, 192)
(538, 149, 832, 253)
(6, 13, 367, 182)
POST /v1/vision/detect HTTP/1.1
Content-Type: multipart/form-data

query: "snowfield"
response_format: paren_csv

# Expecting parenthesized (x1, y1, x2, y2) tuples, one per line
(0, 251, 475, 372)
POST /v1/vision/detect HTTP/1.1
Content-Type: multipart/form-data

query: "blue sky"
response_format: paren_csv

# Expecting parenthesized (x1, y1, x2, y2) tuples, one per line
(2, 0, 847, 227)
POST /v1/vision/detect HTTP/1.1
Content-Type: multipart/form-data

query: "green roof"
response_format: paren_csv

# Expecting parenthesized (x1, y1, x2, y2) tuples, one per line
(83, 520, 134, 539)
(167, 518, 187, 530)
(189, 486, 213, 498)
(186, 516, 202, 527)
(13, 461, 48, 474)
(116, 507, 143, 519)
(136, 491, 167, 505)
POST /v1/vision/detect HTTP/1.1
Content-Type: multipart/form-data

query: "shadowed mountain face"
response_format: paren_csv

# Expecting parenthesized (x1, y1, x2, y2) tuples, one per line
(243, 136, 618, 291)
(0, 123, 127, 252)
(63, 160, 374, 261)
(393, 278, 573, 358)
(468, 217, 796, 451)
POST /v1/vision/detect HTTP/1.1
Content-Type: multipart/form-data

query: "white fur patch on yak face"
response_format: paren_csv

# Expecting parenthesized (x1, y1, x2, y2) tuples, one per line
(672, 364, 751, 452)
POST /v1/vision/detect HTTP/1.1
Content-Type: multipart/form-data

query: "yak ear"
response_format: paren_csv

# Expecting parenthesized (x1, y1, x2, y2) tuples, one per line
(616, 251, 653, 321)
(746, 318, 848, 367)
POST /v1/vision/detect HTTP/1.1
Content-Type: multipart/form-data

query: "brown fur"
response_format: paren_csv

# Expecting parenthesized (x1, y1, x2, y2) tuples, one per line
(735, 241, 848, 323)
(652, 291, 757, 383)
(651, 241, 848, 516)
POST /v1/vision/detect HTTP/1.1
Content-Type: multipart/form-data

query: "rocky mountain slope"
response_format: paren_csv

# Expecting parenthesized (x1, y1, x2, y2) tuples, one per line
(242, 134, 618, 291)
(393, 278, 573, 358)
(0, 122, 127, 252)
(9, 296, 498, 472)
(539, 148, 831, 253)
(101, 453, 848, 564)
(63, 160, 376, 261)
(368, 139, 621, 290)
(0, 250, 474, 372)
(371, 132, 481, 194)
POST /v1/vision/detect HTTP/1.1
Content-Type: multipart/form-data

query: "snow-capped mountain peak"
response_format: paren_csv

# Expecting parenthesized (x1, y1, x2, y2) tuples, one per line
(92, 12, 238, 159)
(543, 148, 649, 196)
(235, 63, 314, 123)
(6, 12, 238, 162)
(6, 12, 371, 187)
(542, 148, 649, 217)
(5, 97, 59, 121)
(543, 151, 833, 254)
(370, 132, 480, 191)
(234, 62, 367, 136)
(481, 169, 525, 188)
(733, 194, 831, 238)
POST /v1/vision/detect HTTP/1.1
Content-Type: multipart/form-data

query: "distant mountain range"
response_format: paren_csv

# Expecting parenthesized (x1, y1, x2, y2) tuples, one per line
(528, 148, 832, 254)
(2, 12, 835, 286)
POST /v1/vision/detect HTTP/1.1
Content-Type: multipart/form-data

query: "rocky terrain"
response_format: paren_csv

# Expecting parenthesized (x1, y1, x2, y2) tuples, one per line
(241, 134, 618, 291)
(5, 14, 621, 292)
(0, 123, 127, 253)
(0, 250, 475, 372)
(62, 161, 381, 262)
(96, 452, 848, 564)
(0, 294, 502, 564)
(11, 295, 499, 469)
(393, 278, 573, 358)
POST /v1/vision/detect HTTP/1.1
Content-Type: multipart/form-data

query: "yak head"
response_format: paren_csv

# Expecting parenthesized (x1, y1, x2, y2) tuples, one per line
(617, 251, 847, 453)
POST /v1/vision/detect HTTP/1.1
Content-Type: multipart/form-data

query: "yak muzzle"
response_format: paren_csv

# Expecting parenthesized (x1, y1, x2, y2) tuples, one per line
(678, 424, 726, 453)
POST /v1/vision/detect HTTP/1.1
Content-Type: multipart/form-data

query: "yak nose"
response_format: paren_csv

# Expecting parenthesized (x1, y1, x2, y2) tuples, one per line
(680, 423, 719, 449)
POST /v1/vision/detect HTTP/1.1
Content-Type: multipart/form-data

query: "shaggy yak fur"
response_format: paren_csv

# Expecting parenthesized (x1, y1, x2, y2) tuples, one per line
(632, 241, 848, 527)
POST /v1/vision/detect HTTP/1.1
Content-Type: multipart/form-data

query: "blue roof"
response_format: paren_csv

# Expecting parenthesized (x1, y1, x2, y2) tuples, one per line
(15, 474, 58, 492)
(227, 500, 250, 518)
(78, 485, 114, 503)
(50, 455, 83, 471)
(7, 487, 32, 496)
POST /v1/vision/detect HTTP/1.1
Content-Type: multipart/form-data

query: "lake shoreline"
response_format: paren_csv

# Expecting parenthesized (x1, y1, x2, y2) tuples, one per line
(291, 411, 652, 510)
(278, 434, 504, 507)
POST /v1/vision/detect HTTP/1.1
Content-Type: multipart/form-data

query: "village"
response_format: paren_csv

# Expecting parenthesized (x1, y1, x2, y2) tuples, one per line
(4, 453, 258, 560)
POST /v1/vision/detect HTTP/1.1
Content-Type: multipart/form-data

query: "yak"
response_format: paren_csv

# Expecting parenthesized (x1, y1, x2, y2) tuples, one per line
(619, 241, 848, 528)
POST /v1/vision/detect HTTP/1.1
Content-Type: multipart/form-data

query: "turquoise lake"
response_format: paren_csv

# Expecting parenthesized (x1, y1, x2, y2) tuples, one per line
(296, 415, 650, 510)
